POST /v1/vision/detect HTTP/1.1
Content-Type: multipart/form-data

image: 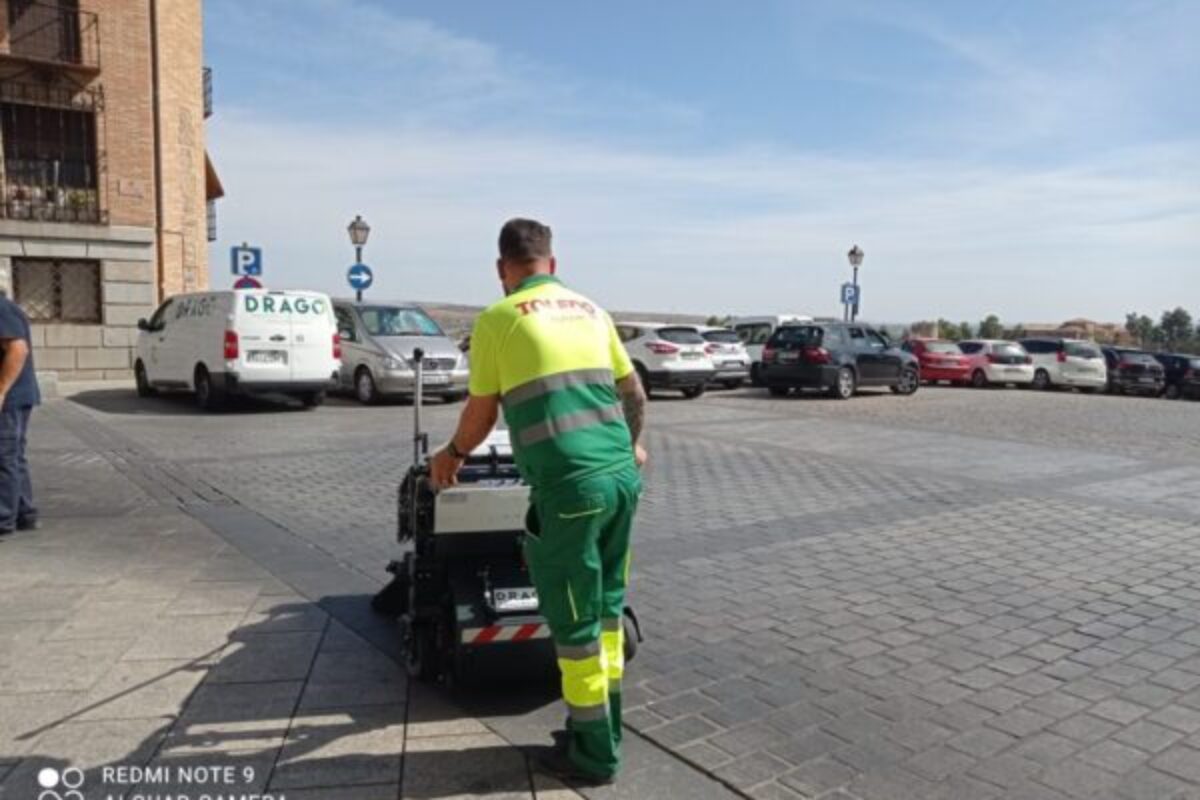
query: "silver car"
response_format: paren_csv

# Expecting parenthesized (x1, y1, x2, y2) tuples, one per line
(332, 300, 469, 404)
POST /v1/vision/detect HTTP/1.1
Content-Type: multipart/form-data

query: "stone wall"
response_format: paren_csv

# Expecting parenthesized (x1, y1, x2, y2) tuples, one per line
(0, 221, 155, 380)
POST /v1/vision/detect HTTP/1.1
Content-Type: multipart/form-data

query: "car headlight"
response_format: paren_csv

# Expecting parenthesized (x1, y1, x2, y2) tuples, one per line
(382, 355, 409, 370)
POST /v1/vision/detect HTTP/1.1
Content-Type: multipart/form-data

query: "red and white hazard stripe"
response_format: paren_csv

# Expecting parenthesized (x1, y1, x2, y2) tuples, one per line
(461, 623, 550, 645)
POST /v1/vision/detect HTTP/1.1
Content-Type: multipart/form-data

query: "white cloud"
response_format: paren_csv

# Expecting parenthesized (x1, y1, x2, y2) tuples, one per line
(209, 114, 1200, 322)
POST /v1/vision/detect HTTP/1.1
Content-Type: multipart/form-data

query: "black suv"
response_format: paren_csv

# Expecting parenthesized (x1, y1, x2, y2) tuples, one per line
(1154, 353, 1196, 399)
(1101, 347, 1165, 396)
(761, 323, 920, 399)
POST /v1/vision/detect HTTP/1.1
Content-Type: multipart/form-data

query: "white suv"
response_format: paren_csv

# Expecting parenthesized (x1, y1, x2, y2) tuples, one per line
(1019, 338, 1108, 392)
(615, 323, 715, 399)
(697, 326, 751, 389)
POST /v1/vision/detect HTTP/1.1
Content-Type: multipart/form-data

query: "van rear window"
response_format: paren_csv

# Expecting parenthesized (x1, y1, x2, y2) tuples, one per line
(769, 326, 823, 346)
(1065, 342, 1100, 359)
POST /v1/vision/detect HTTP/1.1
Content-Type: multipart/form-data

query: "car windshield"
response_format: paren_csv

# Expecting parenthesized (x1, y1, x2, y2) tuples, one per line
(996, 344, 1026, 358)
(359, 307, 443, 337)
(770, 326, 823, 346)
(1065, 342, 1100, 359)
(924, 341, 960, 354)
(658, 327, 706, 345)
(703, 330, 740, 344)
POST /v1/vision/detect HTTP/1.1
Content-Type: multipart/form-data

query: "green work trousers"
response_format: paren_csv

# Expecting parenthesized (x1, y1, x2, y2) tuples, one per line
(524, 464, 641, 780)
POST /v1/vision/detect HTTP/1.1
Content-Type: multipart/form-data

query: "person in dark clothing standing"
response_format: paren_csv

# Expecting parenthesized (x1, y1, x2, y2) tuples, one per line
(0, 292, 40, 536)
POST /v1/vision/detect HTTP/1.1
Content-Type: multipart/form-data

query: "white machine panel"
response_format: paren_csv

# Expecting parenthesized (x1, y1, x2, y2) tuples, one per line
(434, 482, 529, 534)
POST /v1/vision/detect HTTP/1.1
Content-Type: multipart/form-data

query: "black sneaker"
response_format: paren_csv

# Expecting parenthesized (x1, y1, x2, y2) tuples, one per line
(17, 518, 39, 531)
(0, 528, 13, 537)
(533, 747, 615, 787)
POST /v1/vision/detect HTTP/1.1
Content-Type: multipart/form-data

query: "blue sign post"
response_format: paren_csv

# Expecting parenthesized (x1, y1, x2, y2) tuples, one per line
(347, 263, 374, 303)
(231, 245, 263, 277)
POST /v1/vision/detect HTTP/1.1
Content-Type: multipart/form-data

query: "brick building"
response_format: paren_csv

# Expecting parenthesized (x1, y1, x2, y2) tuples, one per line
(0, 0, 221, 381)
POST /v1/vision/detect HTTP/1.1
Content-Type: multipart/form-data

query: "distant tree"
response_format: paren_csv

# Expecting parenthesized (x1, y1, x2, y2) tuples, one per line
(1160, 307, 1194, 350)
(705, 315, 731, 327)
(957, 322, 974, 341)
(978, 315, 1004, 339)
(1124, 313, 1156, 348)
(935, 318, 959, 340)
(1003, 324, 1027, 340)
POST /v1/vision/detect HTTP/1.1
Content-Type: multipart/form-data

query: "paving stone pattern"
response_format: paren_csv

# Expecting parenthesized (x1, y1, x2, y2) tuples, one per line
(58, 386, 1200, 799)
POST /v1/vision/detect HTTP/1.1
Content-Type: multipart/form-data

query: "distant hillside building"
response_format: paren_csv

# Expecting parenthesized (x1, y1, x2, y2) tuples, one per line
(1021, 319, 1132, 345)
(0, 0, 222, 381)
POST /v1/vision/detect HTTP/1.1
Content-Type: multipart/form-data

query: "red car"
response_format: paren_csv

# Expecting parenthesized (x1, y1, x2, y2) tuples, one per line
(901, 338, 972, 384)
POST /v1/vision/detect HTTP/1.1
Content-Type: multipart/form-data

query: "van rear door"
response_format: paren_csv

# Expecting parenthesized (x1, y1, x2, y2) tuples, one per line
(234, 291, 293, 384)
(284, 292, 336, 382)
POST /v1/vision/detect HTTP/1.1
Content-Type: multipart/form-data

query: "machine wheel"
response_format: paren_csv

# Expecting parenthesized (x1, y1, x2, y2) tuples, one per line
(830, 367, 856, 400)
(299, 391, 325, 408)
(194, 365, 225, 411)
(681, 385, 705, 399)
(135, 360, 156, 397)
(971, 369, 989, 389)
(623, 613, 640, 663)
(371, 574, 409, 616)
(401, 618, 439, 681)
(355, 367, 379, 405)
(1032, 369, 1051, 390)
(768, 385, 790, 397)
(722, 379, 744, 390)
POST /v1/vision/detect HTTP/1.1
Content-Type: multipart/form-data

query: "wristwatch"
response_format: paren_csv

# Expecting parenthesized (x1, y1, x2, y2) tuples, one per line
(446, 440, 466, 459)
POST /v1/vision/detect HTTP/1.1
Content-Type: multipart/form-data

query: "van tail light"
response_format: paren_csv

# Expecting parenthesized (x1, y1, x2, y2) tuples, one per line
(1056, 350, 1067, 363)
(332, 333, 342, 360)
(802, 346, 832, 365)
(223, 330, 239, 360)
(645, 341, 680, 355)
(762, 346, 776, 364)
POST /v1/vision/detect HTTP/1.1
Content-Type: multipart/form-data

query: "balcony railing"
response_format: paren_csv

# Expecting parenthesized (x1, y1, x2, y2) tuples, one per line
(203, 66, 213, 118)
(1, 1, 100, 72)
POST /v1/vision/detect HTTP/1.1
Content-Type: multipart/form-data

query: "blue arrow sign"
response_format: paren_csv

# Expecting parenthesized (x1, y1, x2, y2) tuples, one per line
(347, 263, 374, 292)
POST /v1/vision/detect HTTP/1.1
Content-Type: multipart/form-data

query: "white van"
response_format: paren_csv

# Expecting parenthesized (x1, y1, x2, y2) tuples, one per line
(730, 315, 813, 385)
(135, 289, 340, 410)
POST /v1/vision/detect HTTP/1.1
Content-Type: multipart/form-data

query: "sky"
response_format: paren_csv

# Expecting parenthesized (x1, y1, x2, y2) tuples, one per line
(203, 0, 1200, 323)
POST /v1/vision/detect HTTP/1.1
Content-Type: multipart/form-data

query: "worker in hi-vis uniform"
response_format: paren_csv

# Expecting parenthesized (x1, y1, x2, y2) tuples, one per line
(430, 218, 647, 785)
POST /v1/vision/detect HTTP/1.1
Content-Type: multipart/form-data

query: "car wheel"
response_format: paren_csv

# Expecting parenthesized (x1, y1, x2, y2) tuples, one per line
(722, 379, 744, 390)
(768, 385, 790, 397)
(193, 365, 224, 411)
(1165, 384, 1181, 400)
(134, 360, 155, 398)
(299, 391, 325, 408)
(893, 367, 920, 396)
(971, 369, 988, 389)
(681, 385, 705, 399)
(1032, 369, 1051, 390)
(831, 367, 856, 400)
(355, 367, 379, 405)
(635, 362, 652, 399)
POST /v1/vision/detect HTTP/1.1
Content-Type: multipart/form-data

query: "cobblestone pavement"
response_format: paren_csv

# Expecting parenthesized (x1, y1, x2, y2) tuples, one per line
(0, 408, 585, 800)
(58, 385, 1200, 799)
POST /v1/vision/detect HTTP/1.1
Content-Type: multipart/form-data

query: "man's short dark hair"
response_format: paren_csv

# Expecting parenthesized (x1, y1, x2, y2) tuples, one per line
(499, 218, 553, 264)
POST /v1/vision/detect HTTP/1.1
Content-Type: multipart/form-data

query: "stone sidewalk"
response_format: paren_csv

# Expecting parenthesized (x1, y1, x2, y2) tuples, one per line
(0, 407, 630, 800)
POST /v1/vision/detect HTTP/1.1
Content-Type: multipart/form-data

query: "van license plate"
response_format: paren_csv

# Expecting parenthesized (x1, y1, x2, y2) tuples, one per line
(248, 350, 287, 364)
(492, 587, 538, 613)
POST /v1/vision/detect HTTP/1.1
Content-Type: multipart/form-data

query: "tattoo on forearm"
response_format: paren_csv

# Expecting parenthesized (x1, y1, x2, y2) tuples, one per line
(622, 388, 646, 445)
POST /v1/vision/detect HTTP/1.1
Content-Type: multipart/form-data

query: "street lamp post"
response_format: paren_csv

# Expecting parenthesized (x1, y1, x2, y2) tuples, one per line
(347, 215, 371, 302)
(847, 245, 864, 321)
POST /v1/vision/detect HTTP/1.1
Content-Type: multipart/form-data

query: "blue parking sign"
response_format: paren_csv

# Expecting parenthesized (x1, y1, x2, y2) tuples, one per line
(231, 246, 263, 276)
(840, 282, 860, 306)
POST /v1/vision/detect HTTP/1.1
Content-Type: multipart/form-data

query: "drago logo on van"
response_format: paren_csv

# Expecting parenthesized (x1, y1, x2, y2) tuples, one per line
(243, 295, 325, 315)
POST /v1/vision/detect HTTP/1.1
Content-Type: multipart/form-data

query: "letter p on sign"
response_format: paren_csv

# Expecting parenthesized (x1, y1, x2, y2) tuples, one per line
(231, 246, 263, 276)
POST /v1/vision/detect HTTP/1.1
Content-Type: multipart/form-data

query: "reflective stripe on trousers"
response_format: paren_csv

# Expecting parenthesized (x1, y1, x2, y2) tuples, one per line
(557, 639, 609, 723)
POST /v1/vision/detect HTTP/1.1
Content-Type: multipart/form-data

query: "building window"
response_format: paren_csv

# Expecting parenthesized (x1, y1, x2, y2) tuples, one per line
(206, 199, 217, 241)
(1, 99, 101, 223)
(12, 258, 101, 323)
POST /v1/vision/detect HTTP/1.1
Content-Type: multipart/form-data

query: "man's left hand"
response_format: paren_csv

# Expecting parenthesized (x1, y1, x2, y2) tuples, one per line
(429, 447, 464, 490)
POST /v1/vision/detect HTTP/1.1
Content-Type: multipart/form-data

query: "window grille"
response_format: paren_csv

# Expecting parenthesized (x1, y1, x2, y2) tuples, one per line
(12, 258, 101, 323)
